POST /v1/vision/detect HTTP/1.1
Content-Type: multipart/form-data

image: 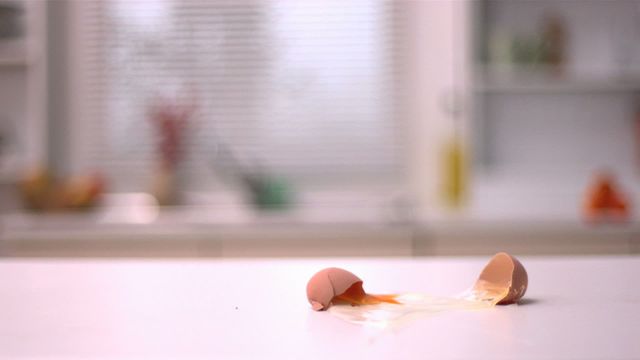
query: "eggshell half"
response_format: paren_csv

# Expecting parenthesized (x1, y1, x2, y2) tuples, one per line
(477, 252, 528, 304)
(306, 267, 363, 311)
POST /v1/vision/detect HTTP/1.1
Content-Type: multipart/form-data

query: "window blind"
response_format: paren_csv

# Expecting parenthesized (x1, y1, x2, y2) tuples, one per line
(76, 0, 406, 191)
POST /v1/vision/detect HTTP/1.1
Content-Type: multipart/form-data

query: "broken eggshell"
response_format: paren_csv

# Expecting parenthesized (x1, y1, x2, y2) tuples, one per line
(474, 252, 528, 305)
(306, 267, 363, 311)
(307, 253, 528, 312)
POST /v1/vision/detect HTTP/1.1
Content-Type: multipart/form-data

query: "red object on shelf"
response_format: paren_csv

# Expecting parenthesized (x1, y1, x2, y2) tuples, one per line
(582, 172, 630, 223)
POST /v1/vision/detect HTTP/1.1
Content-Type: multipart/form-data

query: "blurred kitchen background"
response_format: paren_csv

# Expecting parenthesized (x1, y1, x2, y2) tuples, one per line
(1, 0, 640, 257)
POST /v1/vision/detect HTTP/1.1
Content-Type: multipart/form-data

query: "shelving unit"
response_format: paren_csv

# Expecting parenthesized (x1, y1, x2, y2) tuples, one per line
(470, 0, 640, 217)
(0, 0, 47, 184)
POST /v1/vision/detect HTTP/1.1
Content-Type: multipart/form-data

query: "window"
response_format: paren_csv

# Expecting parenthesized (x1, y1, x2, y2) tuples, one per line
(74, 0, 405, 192)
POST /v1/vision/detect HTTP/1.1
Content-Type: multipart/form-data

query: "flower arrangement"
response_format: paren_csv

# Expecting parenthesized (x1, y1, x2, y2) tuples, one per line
(148, 97, 196, 170)
(147, 96, 196, 205)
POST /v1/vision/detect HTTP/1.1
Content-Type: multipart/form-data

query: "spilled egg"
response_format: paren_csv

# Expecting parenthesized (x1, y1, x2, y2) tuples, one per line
(307, 253, 529, 326)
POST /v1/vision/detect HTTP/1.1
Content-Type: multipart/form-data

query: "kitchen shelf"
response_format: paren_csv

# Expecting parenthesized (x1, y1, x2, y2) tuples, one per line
(474, 67, 640, 94)
(0, 56, 28, 67)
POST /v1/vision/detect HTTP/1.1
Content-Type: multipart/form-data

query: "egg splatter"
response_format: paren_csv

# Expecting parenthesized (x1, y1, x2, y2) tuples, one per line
(307, 253, 529, 326)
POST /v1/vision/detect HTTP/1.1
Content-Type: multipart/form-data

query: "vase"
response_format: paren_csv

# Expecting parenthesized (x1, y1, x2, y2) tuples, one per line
(150, 163, 181, 206)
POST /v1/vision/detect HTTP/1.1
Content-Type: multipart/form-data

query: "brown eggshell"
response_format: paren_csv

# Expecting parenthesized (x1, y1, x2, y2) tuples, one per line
(477, 252, 528, 305)
(306, 267, 363, 311)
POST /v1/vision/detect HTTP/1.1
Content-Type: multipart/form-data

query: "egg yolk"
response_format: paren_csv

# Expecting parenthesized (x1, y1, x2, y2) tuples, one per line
(332, 282, 400, 306)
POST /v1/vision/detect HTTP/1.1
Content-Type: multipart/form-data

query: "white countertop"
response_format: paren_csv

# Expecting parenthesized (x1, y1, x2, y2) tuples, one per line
(1, 256, 639, 359)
